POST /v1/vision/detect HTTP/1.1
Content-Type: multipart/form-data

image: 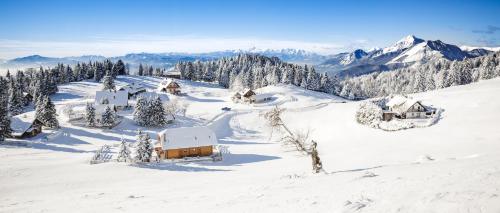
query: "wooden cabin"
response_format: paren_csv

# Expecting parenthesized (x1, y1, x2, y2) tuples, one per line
(158, 79, 181, 95)
(242, 89, 256, 103)
(155, 126, 218, 159)
(9, 111, 43, 139)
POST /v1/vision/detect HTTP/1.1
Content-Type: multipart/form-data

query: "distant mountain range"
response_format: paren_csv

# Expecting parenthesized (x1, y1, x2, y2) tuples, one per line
(1, 35, 498, 77)
(317, 35, 498, 77)
(0, 48, 327, 73)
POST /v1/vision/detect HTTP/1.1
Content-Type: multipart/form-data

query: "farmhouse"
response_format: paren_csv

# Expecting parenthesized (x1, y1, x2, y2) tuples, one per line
(155, 126, 218, 159)
(118, 82, 146, 98)
(9, 111, 43, 139)
(158, 79, 181, 95)
(95, 91, 129, 109)
(386, 96, 427, 119)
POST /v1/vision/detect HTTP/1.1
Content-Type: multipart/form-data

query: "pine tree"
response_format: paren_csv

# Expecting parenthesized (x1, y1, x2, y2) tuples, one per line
(102, 75, 116, 91)
(117, 137, 131, 162)
(113, 59, 126, 76)
(150, 96, 167, 126)
(138, 64, 144, 76)
(133, 96, 149, 126)
(8, 80, 23, 116)
(36, 96, 59, 129)
(100, 106, 115, 128)
(85, 102, 96, 127)
(0, 77, 10, 141)
(135, 130, 153, 162)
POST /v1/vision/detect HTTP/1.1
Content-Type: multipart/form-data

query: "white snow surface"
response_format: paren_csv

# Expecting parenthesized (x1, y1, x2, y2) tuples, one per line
(1, 75, 500, 212)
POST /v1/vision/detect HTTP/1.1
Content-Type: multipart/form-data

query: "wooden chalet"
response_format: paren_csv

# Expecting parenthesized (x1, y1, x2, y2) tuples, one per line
(155, 126, 218, 159)
(158, 79, 181, 95)
(9, 111, 43, 139)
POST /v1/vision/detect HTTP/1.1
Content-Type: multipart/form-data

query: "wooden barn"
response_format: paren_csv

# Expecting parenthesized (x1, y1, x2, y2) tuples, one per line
(9, 111, 43, 139)
(155, 126, 218, 159)
(158, 79, 181, 95)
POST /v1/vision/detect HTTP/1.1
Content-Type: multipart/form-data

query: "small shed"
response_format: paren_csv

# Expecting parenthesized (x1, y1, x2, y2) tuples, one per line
(95, 91, 129, 108)
(155, 126, 218, 159)
(242, 89, 256, 103)
(9, 111, 43, 139)
(158, 79, 181, 95)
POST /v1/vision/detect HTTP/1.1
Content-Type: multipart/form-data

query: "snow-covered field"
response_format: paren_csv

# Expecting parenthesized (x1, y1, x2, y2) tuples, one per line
(1, 76, 500, 212)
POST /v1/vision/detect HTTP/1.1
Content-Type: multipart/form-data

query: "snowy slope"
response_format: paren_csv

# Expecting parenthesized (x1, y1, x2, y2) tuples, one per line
(1, 76, 500, 212)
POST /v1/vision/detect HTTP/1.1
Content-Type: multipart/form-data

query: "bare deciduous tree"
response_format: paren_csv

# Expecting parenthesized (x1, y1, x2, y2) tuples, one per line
(263, 105, 323, 173)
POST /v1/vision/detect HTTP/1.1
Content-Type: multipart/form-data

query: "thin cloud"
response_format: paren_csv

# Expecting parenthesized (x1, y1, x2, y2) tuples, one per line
(472, 25, 500, 34)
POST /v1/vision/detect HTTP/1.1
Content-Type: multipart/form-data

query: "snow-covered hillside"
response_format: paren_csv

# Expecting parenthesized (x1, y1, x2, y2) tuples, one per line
(1, 76, 500, 212)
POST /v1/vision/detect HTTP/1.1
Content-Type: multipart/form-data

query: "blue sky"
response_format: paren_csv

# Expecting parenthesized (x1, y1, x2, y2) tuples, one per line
(0, 0, 499, 58)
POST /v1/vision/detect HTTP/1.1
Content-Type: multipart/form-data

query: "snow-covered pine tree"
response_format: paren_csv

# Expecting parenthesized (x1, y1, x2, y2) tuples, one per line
(100, 105, 115, 128)
(0, 77, 10, 141)
(133, 96, 149, 126)
(102, 75, 116, 91)
(113, 59, 126, 76)
(150, 96, 168, 126)
(117, 137, 131, 162)
(135, 130, 153, 162)
(85, 102, 96, 127)
(8, 79, 23, 116)
(36, 96, 59, 129)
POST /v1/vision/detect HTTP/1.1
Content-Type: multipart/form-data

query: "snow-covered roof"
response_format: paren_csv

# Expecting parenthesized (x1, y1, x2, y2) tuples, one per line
(242, 89, 255, 97)
(138, 92, 169, 102)
(95, 91, 128, 107)
(10, 111, 37, 136)
(158, 126, 218, 150)
(118, 83, 146, 94)
(159, 79, 180, 89)
(386, 95, 422, 113)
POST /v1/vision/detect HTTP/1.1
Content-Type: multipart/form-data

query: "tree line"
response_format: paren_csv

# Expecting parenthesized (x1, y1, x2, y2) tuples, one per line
(174, 54, 342, 94)
(0, 59, 128, 141)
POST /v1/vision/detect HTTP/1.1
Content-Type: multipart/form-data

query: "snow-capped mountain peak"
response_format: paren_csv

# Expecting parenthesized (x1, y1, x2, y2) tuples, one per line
(383, 35, 424, 54)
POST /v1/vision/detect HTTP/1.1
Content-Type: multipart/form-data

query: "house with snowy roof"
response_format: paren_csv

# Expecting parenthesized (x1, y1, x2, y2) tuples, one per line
(9, 111, 43, 139)
(158, 78, 181, 95)
(95, 91, 129, 109)
(118, 82, 146, 98)
(155, 126, 218, 159)
(385, 95, 427, 119)
(242, 89, 256, 103)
